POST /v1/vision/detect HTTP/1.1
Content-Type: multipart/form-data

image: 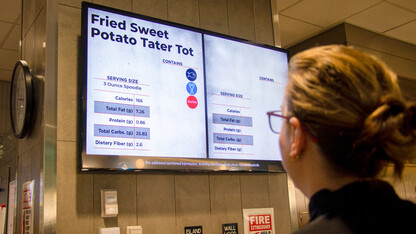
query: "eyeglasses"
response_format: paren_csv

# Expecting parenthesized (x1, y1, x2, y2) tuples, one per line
(267, 110, 290, 134)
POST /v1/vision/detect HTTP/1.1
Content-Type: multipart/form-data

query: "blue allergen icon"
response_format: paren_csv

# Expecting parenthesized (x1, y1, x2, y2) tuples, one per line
(186, 68, 197, 81)
(186, 82, 197, 95)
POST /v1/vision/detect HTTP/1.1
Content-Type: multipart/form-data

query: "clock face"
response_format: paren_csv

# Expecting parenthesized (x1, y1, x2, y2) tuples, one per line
(13, 67, 27, 131)
(10, 60, 33, 138)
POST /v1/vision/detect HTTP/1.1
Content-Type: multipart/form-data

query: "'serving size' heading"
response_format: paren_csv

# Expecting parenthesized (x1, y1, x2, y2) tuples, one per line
(89, 13, 195, 56)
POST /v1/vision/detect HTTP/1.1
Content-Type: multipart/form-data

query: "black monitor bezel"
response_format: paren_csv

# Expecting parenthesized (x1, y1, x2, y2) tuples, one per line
(80, 2, 287, 172)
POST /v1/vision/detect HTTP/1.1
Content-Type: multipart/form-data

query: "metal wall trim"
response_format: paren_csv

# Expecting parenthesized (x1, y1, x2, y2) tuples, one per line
(270, 0, 282, 48)
(287, 176, 300, 232)
(42, 0, 59, 233)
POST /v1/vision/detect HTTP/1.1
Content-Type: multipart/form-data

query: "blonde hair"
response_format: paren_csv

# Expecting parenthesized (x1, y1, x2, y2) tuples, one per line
(287, 45, 416, 178)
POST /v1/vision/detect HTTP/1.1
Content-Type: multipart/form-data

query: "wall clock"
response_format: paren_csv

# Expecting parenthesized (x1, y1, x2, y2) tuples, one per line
(10, 60, 34, 139)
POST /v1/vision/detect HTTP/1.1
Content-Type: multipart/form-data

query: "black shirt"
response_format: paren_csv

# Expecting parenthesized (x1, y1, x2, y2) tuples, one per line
(295, 180, 416, 233)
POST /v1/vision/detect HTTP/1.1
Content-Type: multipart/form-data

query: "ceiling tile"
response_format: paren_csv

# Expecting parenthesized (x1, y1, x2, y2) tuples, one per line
(276, 0, 301, 12)
(2, 25, 20, 51)
(0, 0, 21, 23)
(280, 0, 381, 27)
(387, 0, 416, 13)
(0, 22, 12, 45)
(93, 0, 133, 11)
(385, 20, 416, 45)
(59, 0, 86, 8)
(346, 2, 416, 32)
(278, 15, 322, 48)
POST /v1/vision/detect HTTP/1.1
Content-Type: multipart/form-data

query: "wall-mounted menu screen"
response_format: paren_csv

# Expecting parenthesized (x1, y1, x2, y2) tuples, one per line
(80, 2, 288, 172)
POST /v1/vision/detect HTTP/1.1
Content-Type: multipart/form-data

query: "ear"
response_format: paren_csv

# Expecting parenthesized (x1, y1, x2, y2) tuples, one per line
(289, 117, 307, 158)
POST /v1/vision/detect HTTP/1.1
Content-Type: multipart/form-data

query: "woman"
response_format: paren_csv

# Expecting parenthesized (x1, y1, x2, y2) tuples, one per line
(275, 45, 416, 233)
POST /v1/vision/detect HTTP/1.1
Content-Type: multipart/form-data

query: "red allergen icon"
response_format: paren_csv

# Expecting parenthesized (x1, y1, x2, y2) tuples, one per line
(187, 96, 198, 109)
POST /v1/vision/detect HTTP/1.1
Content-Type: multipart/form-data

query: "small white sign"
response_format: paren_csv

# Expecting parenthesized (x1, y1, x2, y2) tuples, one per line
(101, 189, 118, 217)
(0, 206, 6, 234)
(127, 226, 142, 234)
(99, 227, 120, 234)
(7, 180, 16, 234)
(22, 180, 35, 234)
(243, 208, 275, 234)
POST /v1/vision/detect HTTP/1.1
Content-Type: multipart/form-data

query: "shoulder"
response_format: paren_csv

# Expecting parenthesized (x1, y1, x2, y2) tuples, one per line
(302, 180, 416, 234)
(293, 215, 354, 234)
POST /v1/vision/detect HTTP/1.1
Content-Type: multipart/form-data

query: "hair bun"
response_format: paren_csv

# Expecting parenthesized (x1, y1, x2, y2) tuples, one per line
(404, 103, 416, 134)
(356, 96, 405, 147)
(353, 96, 416, 169)
(378, 96, 405, 120)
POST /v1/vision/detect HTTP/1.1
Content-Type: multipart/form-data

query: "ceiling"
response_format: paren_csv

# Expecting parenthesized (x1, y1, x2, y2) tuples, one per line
(277, 0, 416, 48)
(0, 0, 20, 82)
(0, 0, 416, 81)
